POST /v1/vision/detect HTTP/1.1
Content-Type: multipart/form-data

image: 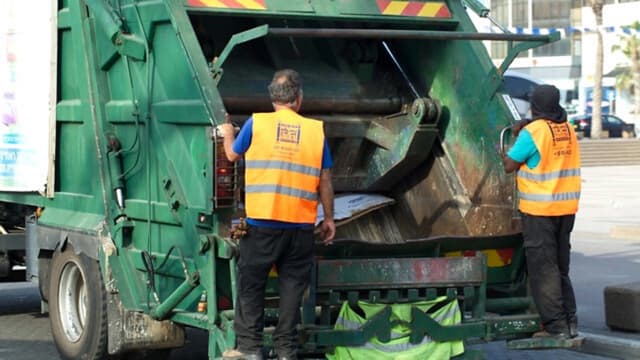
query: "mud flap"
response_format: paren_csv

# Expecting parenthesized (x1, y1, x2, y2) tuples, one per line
(107, 293, 185, 354)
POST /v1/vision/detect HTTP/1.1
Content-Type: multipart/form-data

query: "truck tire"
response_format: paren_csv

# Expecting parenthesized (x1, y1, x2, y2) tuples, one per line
(49, 244, 108, 360)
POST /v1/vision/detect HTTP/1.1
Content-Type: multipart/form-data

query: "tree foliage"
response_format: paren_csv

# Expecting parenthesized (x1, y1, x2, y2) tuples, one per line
(612, 21, 640, 116)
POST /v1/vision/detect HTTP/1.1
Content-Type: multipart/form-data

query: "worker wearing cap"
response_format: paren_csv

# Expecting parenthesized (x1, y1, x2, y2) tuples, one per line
(219, 69, 335, 360)
(503, 84, 581, 339)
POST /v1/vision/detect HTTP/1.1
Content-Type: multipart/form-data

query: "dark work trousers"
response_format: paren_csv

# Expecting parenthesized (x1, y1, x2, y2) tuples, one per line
(234, 225, 314, 358)
(522, 213, 577, 334)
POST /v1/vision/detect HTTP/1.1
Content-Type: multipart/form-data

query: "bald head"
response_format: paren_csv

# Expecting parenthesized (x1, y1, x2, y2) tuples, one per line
(268, 69, 302, 106)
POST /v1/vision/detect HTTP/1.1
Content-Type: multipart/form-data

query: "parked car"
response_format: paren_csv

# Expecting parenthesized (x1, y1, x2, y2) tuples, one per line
(570, 114, 636, 138)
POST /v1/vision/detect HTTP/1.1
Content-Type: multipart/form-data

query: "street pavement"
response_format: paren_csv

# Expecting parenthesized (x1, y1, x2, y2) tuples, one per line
(0, 282, 53, 360)
(1, 165, 639, 359)
(569, 165, 640, 359)
(573, 165, 640, 337)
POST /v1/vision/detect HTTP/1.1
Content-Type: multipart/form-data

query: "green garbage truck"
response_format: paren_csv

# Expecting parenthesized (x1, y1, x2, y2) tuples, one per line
(0, 0, 564, 358)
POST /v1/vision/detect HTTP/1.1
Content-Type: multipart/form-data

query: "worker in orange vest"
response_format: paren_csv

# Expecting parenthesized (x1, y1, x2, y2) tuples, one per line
(219, 69, 335, 360)
(503, 84, 581, 339)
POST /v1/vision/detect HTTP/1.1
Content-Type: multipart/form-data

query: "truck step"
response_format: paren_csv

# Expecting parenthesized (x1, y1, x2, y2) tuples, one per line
(506, 335, 585, 350)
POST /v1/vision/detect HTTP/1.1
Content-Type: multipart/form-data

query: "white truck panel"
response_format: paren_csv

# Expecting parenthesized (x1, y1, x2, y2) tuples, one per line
(0, 1, 56, 194)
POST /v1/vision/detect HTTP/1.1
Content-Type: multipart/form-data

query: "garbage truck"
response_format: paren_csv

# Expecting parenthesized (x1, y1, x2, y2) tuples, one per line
(0, 0, 566, 358)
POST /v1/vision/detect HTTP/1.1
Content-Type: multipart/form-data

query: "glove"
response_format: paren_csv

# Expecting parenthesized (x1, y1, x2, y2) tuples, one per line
(216, 123, 235, 138)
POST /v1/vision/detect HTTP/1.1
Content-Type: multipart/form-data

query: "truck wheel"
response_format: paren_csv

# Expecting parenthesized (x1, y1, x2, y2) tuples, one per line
(49, 244, 108, 360)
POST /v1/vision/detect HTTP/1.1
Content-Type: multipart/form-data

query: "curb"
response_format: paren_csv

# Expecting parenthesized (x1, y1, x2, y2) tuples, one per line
(575, 332, 640, 360)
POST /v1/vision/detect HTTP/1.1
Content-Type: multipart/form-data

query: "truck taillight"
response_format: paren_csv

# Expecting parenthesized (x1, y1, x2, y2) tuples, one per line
(214, 136, 237, 208)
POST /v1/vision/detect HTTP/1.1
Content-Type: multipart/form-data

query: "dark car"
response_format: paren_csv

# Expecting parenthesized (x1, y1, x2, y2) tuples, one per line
(571, 114, 636, 138)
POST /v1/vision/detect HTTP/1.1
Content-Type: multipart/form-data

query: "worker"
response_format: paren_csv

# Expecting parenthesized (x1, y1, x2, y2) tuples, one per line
(218, 69, 336, 360)
(502, 84, 581, 339)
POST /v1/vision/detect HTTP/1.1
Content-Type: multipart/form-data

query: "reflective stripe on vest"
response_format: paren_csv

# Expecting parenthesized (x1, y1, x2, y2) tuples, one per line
(516, 120, 581, 216)
(326, 297, 464, 360)
(517, 168, 581, 182)
(519, 191, 581, 202)
(245, 184, 318, 201)
(244, 160, 321, 177)
(244, 109, 324, 223)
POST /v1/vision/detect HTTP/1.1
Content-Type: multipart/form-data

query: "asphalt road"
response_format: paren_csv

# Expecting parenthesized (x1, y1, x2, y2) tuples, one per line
(1, 165, 639, 360)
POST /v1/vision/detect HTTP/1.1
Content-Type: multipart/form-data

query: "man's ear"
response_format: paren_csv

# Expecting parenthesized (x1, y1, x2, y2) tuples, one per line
(294, 94, 303, 112)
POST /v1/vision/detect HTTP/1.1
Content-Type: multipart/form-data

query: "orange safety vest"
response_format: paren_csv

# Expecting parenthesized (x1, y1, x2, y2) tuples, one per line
(516, 119, 581, 216)
(244, 108, 325, 223)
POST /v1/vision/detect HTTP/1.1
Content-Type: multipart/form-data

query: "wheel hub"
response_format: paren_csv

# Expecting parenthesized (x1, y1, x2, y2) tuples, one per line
(58, 261, 86, 343)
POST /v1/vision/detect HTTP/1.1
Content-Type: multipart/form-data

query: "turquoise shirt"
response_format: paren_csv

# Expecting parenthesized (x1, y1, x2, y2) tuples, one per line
(507, 129, 541, 169)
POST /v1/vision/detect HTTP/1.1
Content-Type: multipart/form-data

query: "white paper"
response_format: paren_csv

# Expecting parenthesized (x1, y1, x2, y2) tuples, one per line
(316, 193, 395, 225)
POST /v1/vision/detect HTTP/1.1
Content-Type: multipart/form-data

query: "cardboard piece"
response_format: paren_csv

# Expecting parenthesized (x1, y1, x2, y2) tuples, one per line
(315, 194, 395, 226)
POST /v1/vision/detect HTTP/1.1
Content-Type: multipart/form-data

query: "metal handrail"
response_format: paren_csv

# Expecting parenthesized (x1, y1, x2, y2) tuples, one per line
(268, 27, 559, 42)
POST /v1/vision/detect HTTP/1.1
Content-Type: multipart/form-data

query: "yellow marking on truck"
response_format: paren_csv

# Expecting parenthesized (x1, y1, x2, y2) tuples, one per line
(383, 1, 409, 15)
(188, 0, 266, 10)
(418, 3, 443, 17)
(235, 0, 266, 10)
(197, 0, 227, 8)
(377, 1, 452, 18)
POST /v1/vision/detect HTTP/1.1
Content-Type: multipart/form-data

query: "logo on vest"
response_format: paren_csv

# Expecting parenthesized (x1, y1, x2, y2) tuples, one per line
(550, 123, 571, 143)
(276, 123, 301, 144)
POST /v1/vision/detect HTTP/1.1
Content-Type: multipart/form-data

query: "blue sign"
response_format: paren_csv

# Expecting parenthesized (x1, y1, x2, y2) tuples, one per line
(585, 86, 616, 115)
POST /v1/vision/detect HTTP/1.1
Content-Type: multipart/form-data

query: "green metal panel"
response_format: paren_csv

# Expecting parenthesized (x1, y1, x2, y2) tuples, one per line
(317, 257, 485, 291)
(268, 0, 315, 13)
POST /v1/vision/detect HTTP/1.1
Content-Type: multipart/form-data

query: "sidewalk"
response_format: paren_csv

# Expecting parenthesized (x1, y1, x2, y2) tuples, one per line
(569, 166, 640, 359)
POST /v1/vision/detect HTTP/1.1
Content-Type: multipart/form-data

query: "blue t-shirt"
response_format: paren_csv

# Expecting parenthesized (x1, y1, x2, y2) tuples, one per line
(507, 129, 540, 169)
(233, 117, 333, 228)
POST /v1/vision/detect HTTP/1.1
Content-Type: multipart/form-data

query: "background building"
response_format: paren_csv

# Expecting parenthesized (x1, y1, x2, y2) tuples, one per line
(479, 0, 640, 120)
(485, 0, 583, 107)
(579, 0, 640, 118)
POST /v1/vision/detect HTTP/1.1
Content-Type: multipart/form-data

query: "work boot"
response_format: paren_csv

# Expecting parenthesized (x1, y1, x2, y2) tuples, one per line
(222, 349, 264, 360)
(569, 319, 579, 338)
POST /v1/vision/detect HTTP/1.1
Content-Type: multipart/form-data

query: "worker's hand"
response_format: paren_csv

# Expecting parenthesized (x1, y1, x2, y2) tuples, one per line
(511, 119, 529, 138)
(320, 219, 336, 245)
(217, 123, 235, 138)
(230, 217, 248, 241)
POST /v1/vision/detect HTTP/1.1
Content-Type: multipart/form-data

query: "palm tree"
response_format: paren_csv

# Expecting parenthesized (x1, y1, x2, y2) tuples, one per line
(612, 21, 640, 121)
(590, 0, 604, 138)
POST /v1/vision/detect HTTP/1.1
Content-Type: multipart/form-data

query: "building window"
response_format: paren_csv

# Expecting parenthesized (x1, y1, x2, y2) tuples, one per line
(512, 0, 529, 27)
(490, 0, 510, 59)
(532, 0, 572, 56)
(490, 0, 531, 59)
(573, 37, 582, 57)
